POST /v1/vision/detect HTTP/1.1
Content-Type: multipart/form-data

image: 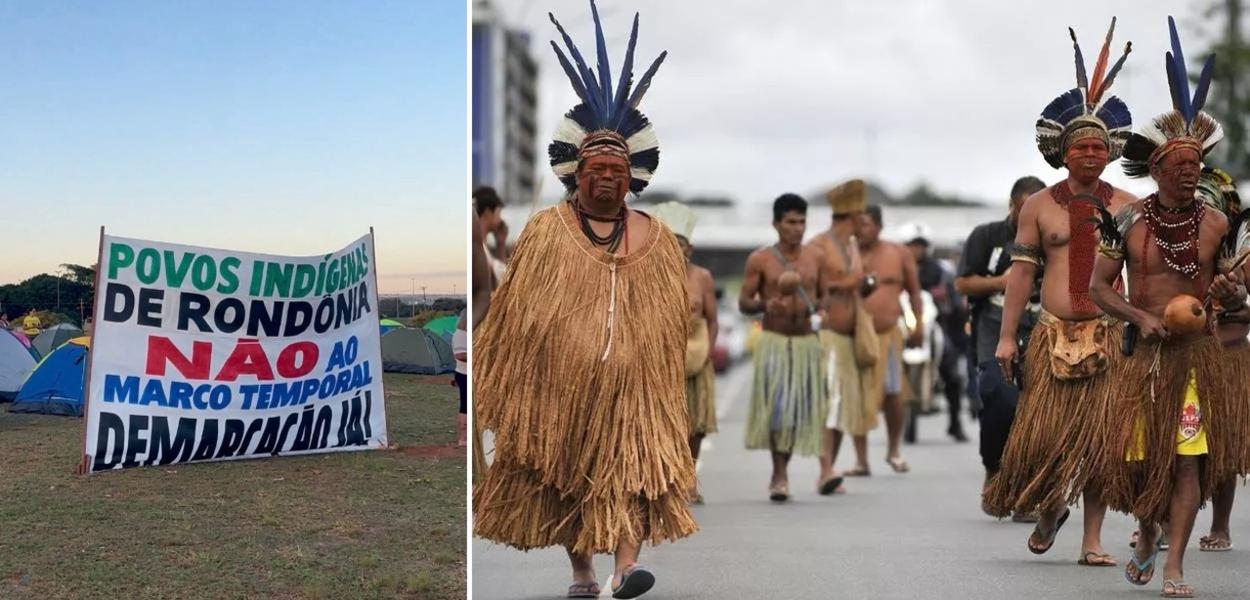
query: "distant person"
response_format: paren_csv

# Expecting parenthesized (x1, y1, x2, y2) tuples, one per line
(653, 202, 718, 504)
(739, 193, 829, 502)
(955, 175, 1046, 520)
(473, 186, 509, 286)
(22, 308, 41, 337)
(453, 311, 467, 447)
(472, 7, 692, 597)
(807, 179, 868, 496)
(83, 316, 94, 338)
(852, 205, 924, 474)
(0, 312, 10, 330)
(901, 223, 969, 443)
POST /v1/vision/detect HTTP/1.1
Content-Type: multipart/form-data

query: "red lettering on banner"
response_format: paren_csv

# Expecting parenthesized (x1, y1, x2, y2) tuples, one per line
(216, 339, 275, 382)
(146, 336, 212, 379)
(276, 341, 319, 378)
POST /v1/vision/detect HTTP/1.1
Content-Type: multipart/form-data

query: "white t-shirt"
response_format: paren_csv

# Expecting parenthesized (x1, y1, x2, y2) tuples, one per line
(453, 328, 467, 374)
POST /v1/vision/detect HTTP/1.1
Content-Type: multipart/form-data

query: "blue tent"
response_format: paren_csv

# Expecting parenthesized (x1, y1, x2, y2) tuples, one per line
(11, 337, 89, 416)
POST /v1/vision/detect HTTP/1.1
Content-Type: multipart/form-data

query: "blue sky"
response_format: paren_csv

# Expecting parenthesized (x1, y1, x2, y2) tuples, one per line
(0, 1, 467, 294)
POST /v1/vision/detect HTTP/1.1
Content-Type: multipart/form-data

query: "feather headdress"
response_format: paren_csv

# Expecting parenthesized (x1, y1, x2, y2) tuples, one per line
(547, 0, 667, 194)
(1122, 17, 1224, 178)
(1036, 18, 1133, 169)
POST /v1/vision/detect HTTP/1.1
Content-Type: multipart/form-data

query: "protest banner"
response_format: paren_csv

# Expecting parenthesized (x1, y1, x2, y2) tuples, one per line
(80, 230, 387, 474)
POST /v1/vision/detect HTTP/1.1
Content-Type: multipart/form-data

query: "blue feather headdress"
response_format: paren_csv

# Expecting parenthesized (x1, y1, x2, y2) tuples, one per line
(1035, 18, 1133, 169)
(546, 0, 667, 195)
(1122, 17, 1223, 178)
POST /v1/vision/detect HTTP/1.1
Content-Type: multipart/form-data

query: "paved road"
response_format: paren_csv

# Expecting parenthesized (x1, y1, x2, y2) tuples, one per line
(472, 362, 1250, 599)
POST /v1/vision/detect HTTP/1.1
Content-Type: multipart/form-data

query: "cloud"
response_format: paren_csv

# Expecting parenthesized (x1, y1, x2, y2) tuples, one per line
(496, 0, 1201, 204)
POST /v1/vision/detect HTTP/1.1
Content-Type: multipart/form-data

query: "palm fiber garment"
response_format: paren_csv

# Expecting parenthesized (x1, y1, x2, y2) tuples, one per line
(685, 315, 717, 436)
(745, 330, 828, 456)
(983, 311, 1123, 516)
(1101, 334, 1242, 522)
(472, 202, 697, 554)
(820, 330, 874, 435)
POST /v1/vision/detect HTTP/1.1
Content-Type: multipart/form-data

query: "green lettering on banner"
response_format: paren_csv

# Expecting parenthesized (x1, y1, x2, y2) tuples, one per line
(135, 248, 161, 285)
(107, 243, 135, 279)
(219, 257, 241, 294)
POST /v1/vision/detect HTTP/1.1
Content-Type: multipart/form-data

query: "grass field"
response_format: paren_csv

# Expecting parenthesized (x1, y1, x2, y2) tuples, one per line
(0, 373, 466, 599)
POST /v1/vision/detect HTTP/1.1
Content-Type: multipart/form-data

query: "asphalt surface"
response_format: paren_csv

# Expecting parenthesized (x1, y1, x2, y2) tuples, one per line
(471, 362, 1250, 599)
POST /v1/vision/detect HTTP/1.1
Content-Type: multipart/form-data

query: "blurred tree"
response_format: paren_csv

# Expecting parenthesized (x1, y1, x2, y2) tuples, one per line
(1194, 0, 1249, 179)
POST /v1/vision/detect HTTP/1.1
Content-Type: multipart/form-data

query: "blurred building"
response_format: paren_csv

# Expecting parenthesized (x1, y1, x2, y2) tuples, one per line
(472, 0, 538, 206)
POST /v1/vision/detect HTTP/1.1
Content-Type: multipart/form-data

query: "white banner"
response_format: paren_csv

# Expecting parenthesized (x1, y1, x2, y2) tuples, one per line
(82, 232, 387, 473)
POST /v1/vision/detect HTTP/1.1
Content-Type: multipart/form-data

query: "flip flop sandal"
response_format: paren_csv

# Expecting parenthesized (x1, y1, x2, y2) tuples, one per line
(1160, 578, 1194, 598)
(1124, 545, 1159, 586)
(1199, 537, 1232, 552)
(611, 565, 655, 599)
(818, 475, 845, 496)
(843, 466, 871, 477)
(1027, 508, 1070, 555)
(1078, 551, 1117, 566)
(568, 582, 600, 598)
(886, 457, 910, 473)
(769, 483, 790, 503)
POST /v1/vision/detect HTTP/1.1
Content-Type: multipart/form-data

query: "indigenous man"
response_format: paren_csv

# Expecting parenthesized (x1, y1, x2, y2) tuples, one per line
(472, 5, 694, 598)
(809, 179, 869, 495)
(984, 20, 1134, 567)
(1195, 168, 1248, 554)
(850, 205, 923, 474)
(740, 193, 828, 502)
(1091, 22, 1247, 594)
(955, 175, 1046, 520)
(653, 201, 718, 505)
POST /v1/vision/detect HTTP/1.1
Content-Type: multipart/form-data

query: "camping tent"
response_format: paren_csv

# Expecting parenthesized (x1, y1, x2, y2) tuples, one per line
(380, 328, 455, 375)
(32, 323, 84, 357)
(0, 329, 40, 401)
(10, 337, 89, 416)
(380, 318, 406, 336)
(422, 315, 458, 342)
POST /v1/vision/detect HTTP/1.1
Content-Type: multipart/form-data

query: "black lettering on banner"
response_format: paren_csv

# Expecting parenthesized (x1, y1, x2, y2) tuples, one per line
(274, 412, 301, 454)
(254, 416, 283, 455)
(146, 416, 197, 466)
(179, 292, 212, 332)
(93, 412, 126, 471)
(103, 283, 135, 323)
(363, 390, 373, 439)
(215, 419, 247, 459)
(239, 418, 265, 455)
(314, 405, 334, 449)
(191, 419, 219, 461)
(136, 289, 164, 328)
(250, 302, 284, 337)
(285, 302, 312, 337)
(291, 405, 315, 451)
(122, 414, 151, 468)
(215, 298, 246, 334)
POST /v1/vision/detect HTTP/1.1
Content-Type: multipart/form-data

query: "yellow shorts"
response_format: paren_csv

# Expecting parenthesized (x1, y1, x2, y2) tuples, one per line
(1127, 369, 1208, 461)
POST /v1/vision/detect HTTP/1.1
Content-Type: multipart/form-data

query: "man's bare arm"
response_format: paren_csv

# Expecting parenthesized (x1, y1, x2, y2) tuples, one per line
(1089, 254, 1146, 325)
(954, 273, 1006, 298)
(739, 252, 765, 315)
(702, 270, 719, 350)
